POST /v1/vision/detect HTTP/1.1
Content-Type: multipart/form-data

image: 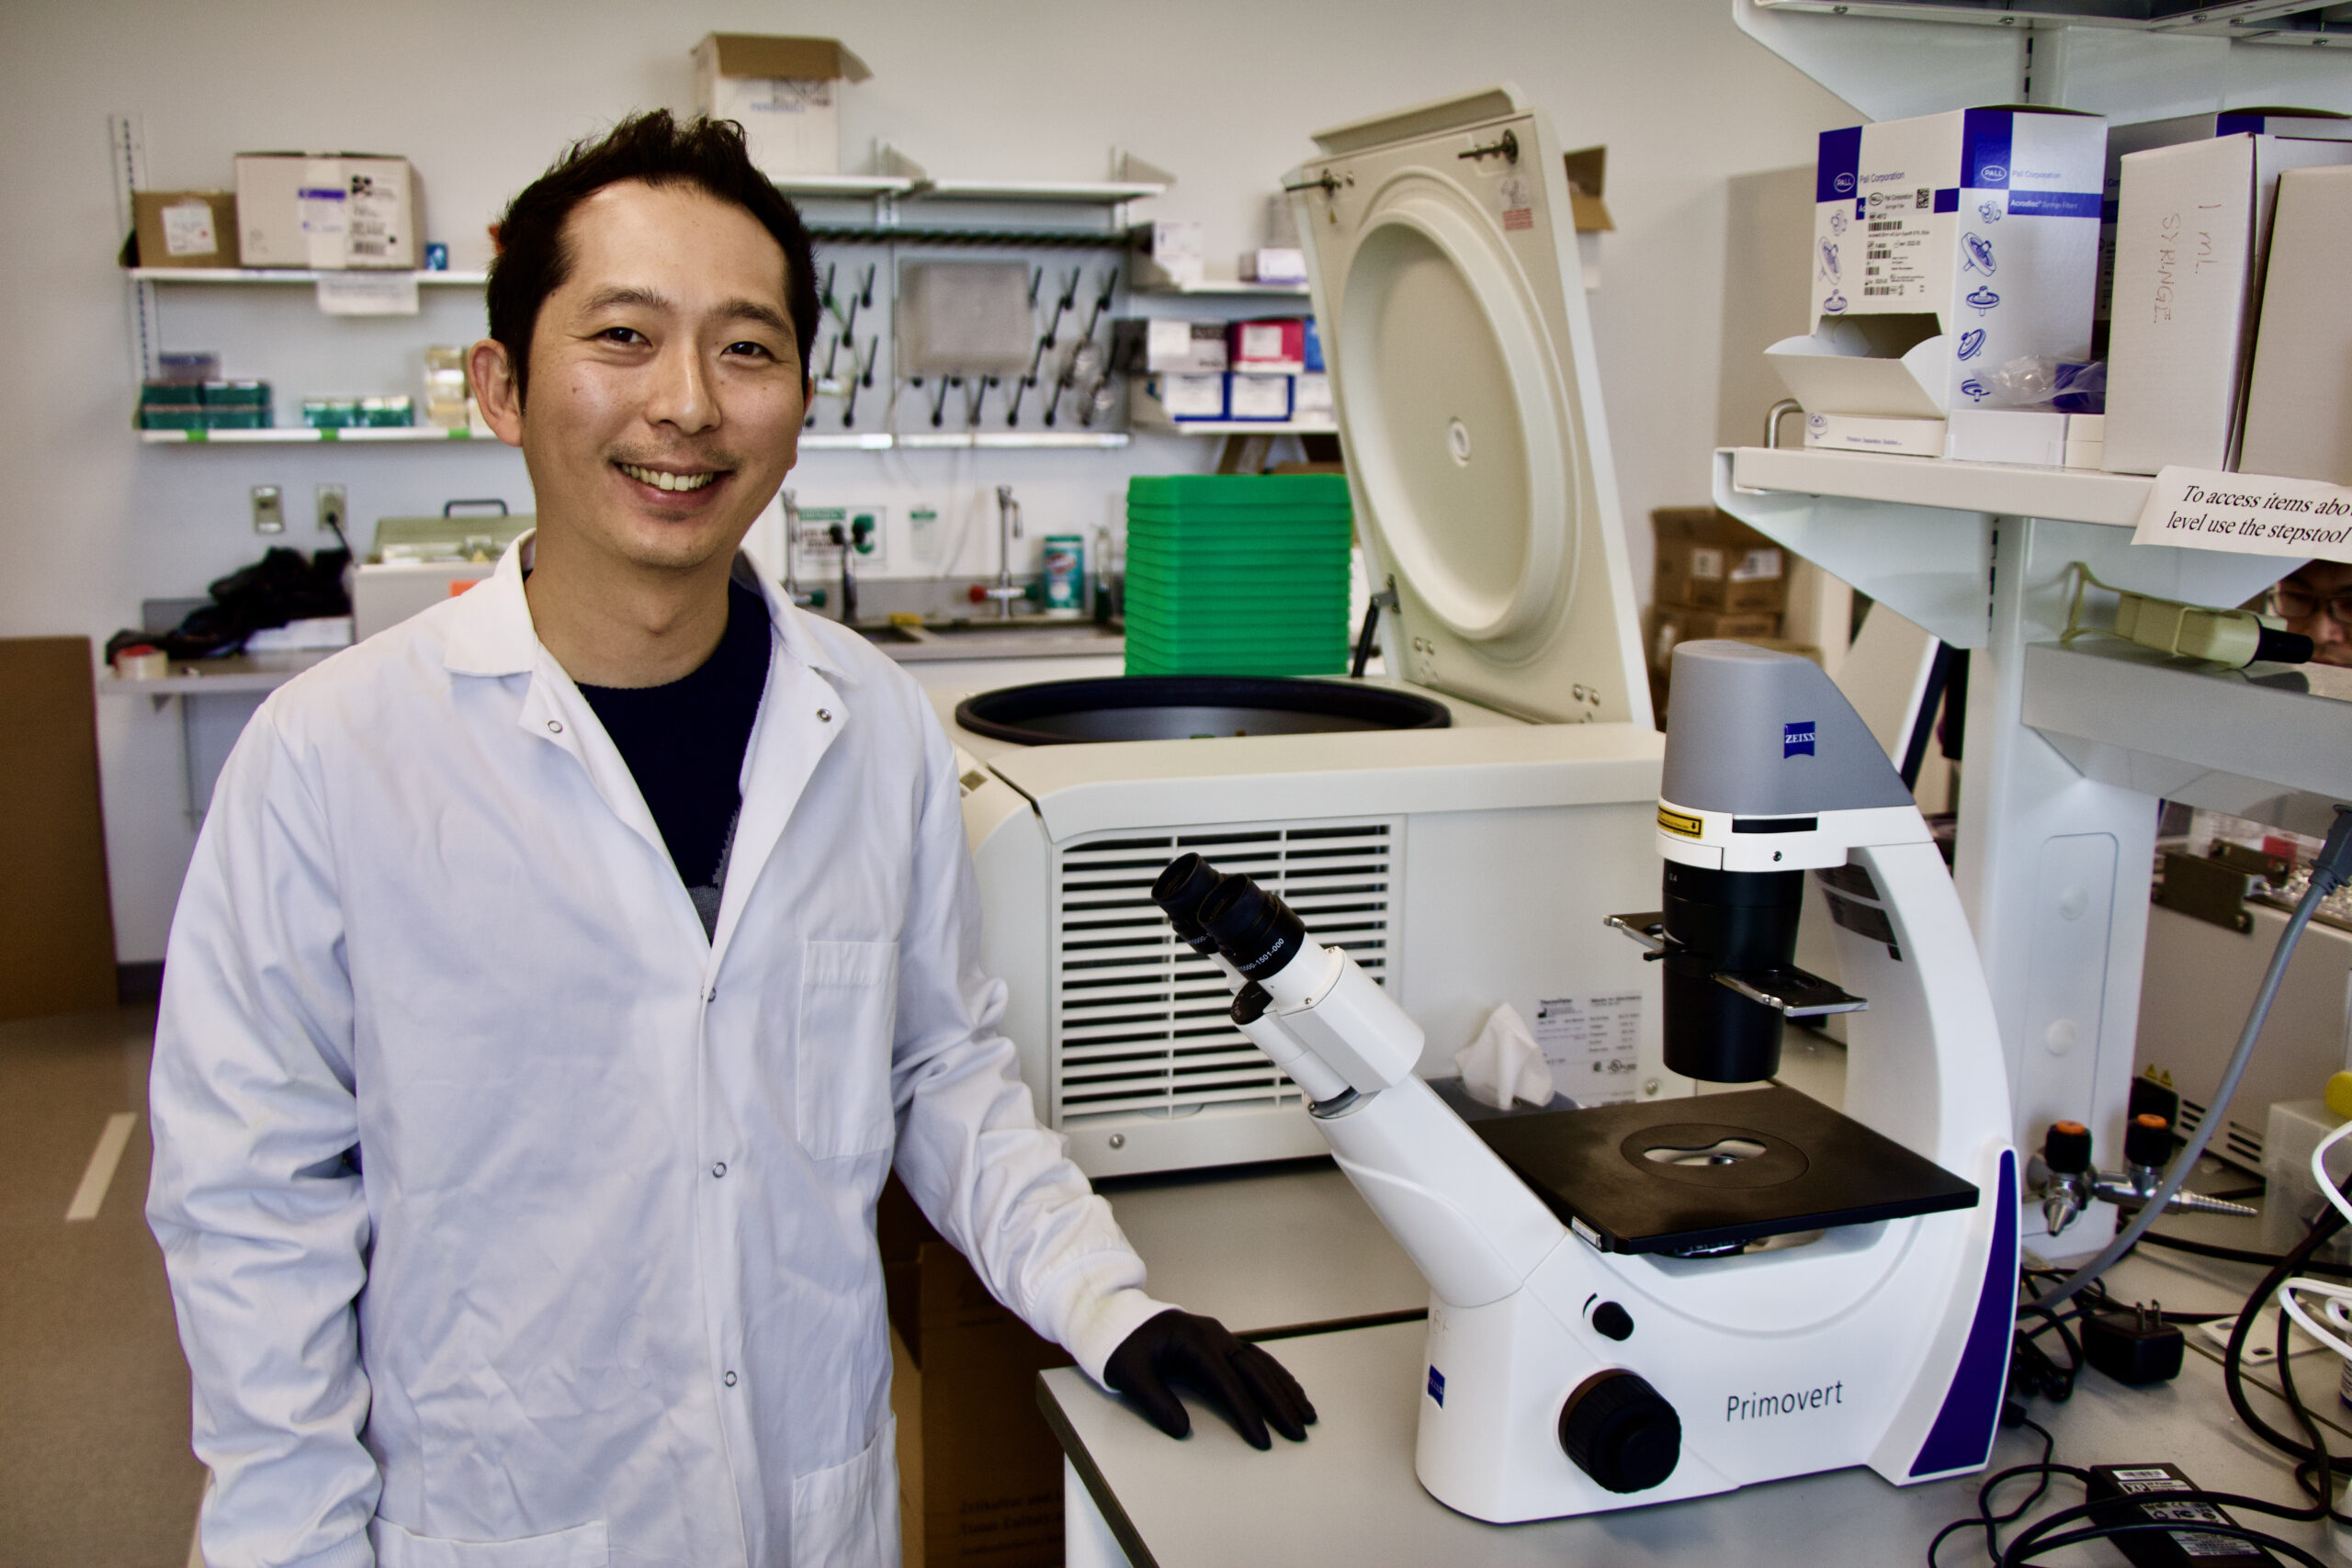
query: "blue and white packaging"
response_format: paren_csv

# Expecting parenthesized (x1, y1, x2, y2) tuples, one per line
(1770, 107, 2107, 460)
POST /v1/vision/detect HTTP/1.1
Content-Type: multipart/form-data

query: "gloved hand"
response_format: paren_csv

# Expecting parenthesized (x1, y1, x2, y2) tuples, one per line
(1103, 1308, 1316, 1450)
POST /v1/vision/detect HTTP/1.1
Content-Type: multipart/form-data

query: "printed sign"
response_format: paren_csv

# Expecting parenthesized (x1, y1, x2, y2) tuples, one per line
(2132, 466, 2352, 564)
(1533, 993, 1642, 1106)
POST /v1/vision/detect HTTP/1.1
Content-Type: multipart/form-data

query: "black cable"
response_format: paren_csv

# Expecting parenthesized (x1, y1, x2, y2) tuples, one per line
(2138, 1226, 2352, 1277)
(2221, 1163, 2352, 1524)
(1926, 1421, 2061, 1566)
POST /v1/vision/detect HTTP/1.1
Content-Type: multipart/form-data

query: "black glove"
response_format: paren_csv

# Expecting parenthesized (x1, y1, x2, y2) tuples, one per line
(1103, 1308, 1316, 1450)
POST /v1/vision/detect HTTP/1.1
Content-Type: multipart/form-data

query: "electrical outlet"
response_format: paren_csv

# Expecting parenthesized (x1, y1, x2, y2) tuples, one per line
(316, 483, 347, 536)
(251, 485, 285, 534)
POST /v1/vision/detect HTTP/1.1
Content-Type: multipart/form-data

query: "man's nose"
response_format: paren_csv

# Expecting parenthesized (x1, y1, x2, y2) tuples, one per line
(648, 343, 718, 434)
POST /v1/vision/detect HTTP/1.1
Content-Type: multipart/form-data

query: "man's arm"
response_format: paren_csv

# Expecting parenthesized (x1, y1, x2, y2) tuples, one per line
(886, 718, 1170, 1382)
(886, 717, 1313, 1447)
(147, 706, 379, 1568)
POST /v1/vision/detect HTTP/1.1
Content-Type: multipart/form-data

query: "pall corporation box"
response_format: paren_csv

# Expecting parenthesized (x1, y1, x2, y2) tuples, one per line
(235, 154, 418, 269)
(2097, 108, 2352, 325)
(1768, 107, 2107, 463)
(693, 35, 870, 178)
(2103, 134, 2352, 475)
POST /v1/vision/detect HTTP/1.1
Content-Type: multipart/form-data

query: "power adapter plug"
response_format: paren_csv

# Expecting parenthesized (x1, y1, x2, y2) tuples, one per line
(2085, 1302, 2185, 1386)
(2086, 1462, 2280, 1567)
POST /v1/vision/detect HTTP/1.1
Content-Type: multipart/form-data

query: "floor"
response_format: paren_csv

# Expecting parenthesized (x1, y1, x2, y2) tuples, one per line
(0, 1004, 205, 1567)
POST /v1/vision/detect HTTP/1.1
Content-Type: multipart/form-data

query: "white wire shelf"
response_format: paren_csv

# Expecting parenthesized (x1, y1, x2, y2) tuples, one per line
(137, 426, 497, 445)
(130, 267, 488, 285)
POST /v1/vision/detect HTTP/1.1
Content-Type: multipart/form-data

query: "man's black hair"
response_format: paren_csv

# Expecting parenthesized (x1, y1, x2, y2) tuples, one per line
(486, 110, 820, 402)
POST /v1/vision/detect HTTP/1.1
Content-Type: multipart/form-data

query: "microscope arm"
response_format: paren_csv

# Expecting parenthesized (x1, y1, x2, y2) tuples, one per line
(1239, 941, 1568, 1309)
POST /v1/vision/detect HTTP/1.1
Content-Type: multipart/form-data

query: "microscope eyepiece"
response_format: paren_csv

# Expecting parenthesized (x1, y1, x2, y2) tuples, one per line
(1151, 852, 1228, 953)
(1197, 874, 1309, 981)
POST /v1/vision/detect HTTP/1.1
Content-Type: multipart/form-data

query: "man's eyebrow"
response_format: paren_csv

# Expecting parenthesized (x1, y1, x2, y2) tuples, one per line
(716, 298, 794, 340)
(579, 285, 673, 315)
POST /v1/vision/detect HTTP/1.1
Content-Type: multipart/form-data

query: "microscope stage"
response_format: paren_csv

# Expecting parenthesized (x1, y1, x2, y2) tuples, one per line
(1454, 1084, 1980, 1257)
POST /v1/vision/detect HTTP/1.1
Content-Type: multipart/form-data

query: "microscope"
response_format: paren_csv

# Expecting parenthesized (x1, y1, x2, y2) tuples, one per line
(1150, 641, 2018, 1521)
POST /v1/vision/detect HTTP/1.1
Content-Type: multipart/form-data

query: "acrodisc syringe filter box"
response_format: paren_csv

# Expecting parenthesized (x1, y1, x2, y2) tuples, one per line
(1805, 107, 2106, 418)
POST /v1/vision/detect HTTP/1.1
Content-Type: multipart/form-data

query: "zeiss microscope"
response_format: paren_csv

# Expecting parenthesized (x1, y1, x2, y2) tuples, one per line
(1149, 640, 2018, 1521)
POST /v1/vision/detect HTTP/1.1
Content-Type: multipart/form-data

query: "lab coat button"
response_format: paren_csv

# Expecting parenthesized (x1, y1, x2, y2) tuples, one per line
(711, 1161, 727, 1179)
(546, 719, 563, 734)
(817, 708, 831, 722)
(723, 1371, 738, 1387)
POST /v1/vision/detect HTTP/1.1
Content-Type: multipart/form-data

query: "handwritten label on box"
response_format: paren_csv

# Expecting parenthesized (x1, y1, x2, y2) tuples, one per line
(2132, 466, 2352, 564)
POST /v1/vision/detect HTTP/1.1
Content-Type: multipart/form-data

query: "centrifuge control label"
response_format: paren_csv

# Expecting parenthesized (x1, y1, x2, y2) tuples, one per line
(1535, 993, 1643, 1105)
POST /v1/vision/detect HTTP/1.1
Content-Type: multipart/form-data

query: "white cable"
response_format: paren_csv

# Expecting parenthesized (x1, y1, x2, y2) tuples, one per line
(2279, 1278, 2352, 1362)
(2313, 1116, 2352, 1231)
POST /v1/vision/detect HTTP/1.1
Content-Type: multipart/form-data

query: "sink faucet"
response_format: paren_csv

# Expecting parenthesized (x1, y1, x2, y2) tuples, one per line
(985, 484, 1025, 619)
(780, 490, 817, 609)
(826, 521, 859, 625)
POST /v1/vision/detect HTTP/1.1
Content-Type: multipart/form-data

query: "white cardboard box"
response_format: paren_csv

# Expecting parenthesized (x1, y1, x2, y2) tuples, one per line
(1147, 373, 1226, 421)
(1808, 107, 2106, 420)
(2103, 135, 2352, 475)
(234, 154, 418, 270)
(2239, 165, 2352, 485)
(1225, 372, 1293, 422)
(1804, 412, 1946, 457)
(1294, 372, 1333, 419)
(2098, 108, 2352, 321)
(693, 35, 869, 178)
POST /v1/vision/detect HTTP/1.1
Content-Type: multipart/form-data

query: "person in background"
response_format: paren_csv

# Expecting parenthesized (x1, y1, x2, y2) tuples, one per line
(2275, 559, 2352, 667)
(147, 111, 1308, 1568)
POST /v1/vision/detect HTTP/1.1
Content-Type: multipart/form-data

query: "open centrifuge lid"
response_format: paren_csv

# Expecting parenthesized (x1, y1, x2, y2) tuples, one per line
(1287, 85, 1651, 728)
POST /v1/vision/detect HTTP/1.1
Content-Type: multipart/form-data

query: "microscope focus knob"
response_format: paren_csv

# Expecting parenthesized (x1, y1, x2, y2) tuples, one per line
(1559, 1371, 1680, 1494)
(2042, 1120, 2093, 1177)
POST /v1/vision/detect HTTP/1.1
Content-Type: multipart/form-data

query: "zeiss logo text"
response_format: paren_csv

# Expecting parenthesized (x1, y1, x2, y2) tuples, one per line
(1833, 172, 1855, 195)
(1783, 722, 1816, 759)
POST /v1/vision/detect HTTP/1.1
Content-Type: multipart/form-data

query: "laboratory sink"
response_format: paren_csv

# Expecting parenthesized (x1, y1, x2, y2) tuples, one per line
(853, 615, 1124, 662)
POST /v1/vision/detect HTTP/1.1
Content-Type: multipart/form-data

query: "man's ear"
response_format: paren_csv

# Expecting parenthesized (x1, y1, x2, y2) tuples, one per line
(469, 338, 526, 449)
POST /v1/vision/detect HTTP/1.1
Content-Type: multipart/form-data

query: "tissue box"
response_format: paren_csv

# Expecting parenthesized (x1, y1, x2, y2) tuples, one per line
(1785, 107, 2106, 438)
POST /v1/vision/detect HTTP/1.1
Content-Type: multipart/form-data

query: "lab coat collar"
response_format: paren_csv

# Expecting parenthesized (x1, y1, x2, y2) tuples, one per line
(438, 531, 854, 686)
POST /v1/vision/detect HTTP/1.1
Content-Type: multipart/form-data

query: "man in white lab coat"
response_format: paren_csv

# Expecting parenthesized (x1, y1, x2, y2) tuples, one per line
(148, 112, 1311, 1568)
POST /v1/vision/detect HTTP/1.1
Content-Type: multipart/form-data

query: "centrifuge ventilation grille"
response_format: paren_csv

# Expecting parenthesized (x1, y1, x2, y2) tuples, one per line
(1051, 821, 1396, 1122)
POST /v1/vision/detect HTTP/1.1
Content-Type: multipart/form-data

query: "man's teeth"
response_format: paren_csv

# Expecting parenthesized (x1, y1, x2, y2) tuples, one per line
(620, 464, 717, 492)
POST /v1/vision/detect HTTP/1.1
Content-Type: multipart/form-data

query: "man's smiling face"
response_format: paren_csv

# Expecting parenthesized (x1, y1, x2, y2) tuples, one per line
(501, 178, 808, 576)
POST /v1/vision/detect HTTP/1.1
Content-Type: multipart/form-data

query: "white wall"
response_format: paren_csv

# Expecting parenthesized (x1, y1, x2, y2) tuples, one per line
(0, 0, 1851, 960)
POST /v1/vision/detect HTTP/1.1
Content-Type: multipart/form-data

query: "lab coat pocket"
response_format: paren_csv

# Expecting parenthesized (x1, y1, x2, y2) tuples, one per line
(369, 1517, 608, 1568)
(789, 1416, 899, 1568)
(797, 939, 900, 1159)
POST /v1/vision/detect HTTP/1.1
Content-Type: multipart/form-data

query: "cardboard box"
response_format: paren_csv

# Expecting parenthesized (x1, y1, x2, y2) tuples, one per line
(1240, 247, 1306, 284)
(1652, 508, 1788, 613)
(1, 639, 118, 1021)
(1947, 406, 2068, 467)
(1790, 107, 2106, 431)
(2098, 108, 2352, 322)
(694, 34, 869, 178)
(1114, 319, 1227, 374)
(1145, 372, 1226, 421)
(1804, 411, 1947, 457)
(2239, 165, 2352, 484)
(1294, 372, 1333, 420)
(1565, 145, 1616, 290)
(2064, 412, 2105, 470)
(1230, 319, 1306, 375)
(1226, 370, 1293, 422)
(882, 1179, 1068, 1568)
(235, 154, 418, 269)
(1131, 220, 1204, 288)
(2103, 134, 2352, 475)
(1645, 604, 1782, 674)
(132, 190, 236, 268)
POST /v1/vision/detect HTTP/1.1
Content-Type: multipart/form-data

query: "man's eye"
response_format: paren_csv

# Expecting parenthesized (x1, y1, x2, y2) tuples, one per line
(599, 326, 646, 345)
(724, 341, 775, 360)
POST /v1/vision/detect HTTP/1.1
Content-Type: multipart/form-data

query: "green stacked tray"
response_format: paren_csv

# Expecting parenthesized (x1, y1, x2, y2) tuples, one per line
(1124, 475, 1354, 677)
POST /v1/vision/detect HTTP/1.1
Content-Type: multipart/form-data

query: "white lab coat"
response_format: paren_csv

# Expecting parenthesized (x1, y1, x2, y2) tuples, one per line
(148, 540, 1170, 1568)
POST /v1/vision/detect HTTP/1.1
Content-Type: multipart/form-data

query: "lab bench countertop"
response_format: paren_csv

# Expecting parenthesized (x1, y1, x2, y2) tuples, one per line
(1043, 1212, 2346, 1568)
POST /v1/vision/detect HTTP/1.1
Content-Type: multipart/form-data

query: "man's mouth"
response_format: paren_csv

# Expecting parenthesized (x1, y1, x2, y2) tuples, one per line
(616, 461, 722, 494)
